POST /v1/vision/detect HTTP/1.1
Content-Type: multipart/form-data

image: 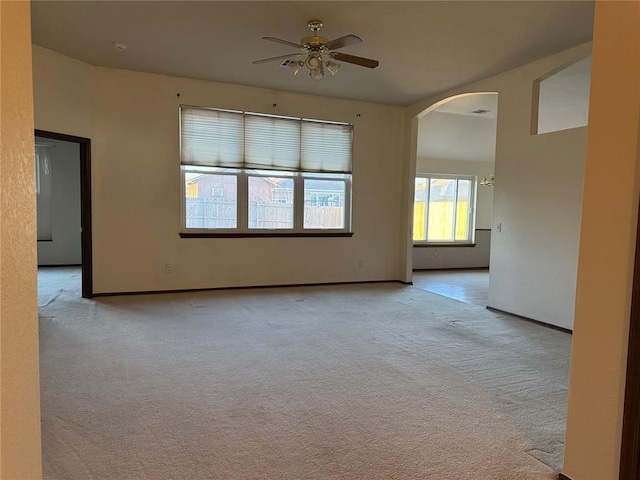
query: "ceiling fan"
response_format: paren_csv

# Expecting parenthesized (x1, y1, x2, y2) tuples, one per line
(253, 20, 379, 80)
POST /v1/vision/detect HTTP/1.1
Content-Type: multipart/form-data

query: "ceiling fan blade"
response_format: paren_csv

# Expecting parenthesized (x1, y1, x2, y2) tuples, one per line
(324, 34, 362, 51)
(332, 52, 379, 69)
(253, 53, 305, 65)
(262, 37, 305, 49)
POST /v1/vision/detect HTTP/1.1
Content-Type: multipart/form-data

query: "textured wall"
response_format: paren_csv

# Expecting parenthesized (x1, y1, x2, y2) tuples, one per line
(564, 2, 640, 478)
(0, 2, 43, 478)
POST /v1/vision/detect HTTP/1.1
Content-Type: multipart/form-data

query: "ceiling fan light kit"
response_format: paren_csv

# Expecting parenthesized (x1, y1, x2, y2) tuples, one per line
(254, 19, 379, 81)
(309, 59, 324, 80)
(325, 60, 340, 76)
(289, 61, 305, 75)
(306, 54, 321, 70)
(480, 173, 495, 187)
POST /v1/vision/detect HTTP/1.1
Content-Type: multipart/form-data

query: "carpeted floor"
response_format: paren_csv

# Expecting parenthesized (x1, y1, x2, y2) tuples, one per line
(38, 268, 570, 479)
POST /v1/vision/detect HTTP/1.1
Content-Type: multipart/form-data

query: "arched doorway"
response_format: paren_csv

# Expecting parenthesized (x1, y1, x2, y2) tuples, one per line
(409, 92, 498, 306)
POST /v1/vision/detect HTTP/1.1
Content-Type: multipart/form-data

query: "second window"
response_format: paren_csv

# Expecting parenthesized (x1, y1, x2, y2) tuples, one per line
(413, 175, 476, 244)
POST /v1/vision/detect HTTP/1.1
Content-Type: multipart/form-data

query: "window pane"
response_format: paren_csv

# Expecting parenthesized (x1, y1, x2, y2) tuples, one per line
(304, 179, 345, 229)
(185, 172, 237, 229)
(413, 178, 427, 241)
(427, 178, 456, 242)
(246, 169, 294, 177)
(248, 176, 294, 229)
(455, 180, 471, 241)
(302, 172, 350, 179)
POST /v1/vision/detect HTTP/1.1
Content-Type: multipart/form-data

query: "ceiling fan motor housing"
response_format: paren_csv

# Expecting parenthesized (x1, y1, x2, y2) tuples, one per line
(308, 20, 323, 32)
(303, 20, 328, 51)
(301, 36, 329, 51)
(253, 19, 379, 73)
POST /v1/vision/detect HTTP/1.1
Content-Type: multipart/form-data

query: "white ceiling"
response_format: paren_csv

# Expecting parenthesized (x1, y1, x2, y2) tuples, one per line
(417, 93, 498, 162)
(30, 1, 595, 106)
(435, 93, 498, 119)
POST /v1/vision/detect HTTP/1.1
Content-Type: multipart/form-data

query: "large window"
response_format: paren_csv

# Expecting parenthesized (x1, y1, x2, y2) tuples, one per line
(413, 175, 476, 244)
(180, 106, 352, 235)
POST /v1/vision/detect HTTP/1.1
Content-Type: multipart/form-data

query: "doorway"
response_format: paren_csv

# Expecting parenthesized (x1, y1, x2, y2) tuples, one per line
(409, 92, 498, 304)
(34, 130, 92, 298)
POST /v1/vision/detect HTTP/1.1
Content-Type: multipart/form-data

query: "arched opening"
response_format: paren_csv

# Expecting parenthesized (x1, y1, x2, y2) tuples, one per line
(409, 92, 498, 306)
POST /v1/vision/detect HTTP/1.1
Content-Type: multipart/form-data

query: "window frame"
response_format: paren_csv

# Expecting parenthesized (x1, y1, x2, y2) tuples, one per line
(180, 106, 354, 238)
(413, 173, 477, 246)
(181, 166, 352, 236)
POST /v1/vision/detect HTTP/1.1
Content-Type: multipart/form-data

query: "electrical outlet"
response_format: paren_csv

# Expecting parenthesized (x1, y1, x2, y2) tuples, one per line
(165, 263, 174, 274)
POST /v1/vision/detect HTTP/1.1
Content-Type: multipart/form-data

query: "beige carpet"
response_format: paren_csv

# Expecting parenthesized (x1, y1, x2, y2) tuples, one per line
(38, 268, 569, 479)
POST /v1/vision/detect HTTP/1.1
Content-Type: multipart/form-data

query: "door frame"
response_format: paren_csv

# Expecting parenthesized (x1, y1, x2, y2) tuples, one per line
(620, 190, 640, 478)
(34, 130, 93, 298)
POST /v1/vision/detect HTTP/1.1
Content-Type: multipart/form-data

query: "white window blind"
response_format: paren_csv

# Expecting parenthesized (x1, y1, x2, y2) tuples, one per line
(244, 114, 300, 171)
(180, 107, 244, 168)
(180, 106, 352, 173)
(301, 120, 353, 173)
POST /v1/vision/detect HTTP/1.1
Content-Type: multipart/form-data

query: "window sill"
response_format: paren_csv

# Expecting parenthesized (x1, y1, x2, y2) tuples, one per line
(180, 232, 354, 239)
(413, 243, 476, 248)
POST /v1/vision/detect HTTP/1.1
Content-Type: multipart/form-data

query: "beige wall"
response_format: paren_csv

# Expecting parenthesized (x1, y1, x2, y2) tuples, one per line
(406, 42, 591, 330)
(32, 47, 93, 139)
(32, 46, 405, 294)
(563, 1, 640, 478)
(488, 47, 588, 330)
(413, 230, 491, 271)
(0, 2, 43, 479)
